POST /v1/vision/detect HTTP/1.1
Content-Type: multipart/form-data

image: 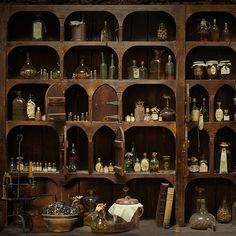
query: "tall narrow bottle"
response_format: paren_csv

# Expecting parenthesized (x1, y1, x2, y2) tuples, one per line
(108, 54, 116, 79)
(201, 97, 209, 121)
(165, 55, 174, 80)
(149, 50, 162, 80)
(210, 18, 220, 41)
(128, 60, 139, 79)
(222, 22, 231, 42)
(191, 98, 200, 122)
(101, 20, 112, 42)
(68, 143, 77, 172)
(100, 52, 107, 80)
(26, 93, 36, 120)
(139, 60, 147, 79)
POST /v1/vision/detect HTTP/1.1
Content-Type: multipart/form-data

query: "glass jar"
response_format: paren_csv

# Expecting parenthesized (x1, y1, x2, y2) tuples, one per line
(188, 156, 199, 173)
(19, 52, 37, 79)
(191, 61, 206, 80)
(217, 142, 231, 174)
(73, 58, 91, 79)
(189, 198, 216, 230)
(218, 60, 231, 80)
(162, 155, 170, 172)
(217, 197, 231, 223)
(157, 23, 168, 41)
(160, 95, 175, 121)
(70, 18, 87, 41)
(134, 101, 145, 122)
(206, 60, 218, 80)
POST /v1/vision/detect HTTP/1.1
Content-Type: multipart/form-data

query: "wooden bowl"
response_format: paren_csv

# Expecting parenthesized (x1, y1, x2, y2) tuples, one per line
(42, 214, 78, 233)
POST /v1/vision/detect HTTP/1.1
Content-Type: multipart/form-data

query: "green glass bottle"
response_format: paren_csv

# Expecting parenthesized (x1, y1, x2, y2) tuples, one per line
(100, 52, 107, 80)
(108, 54, 116, 79)
(139, 60, 147, 79)
(124, 152, 133, 173)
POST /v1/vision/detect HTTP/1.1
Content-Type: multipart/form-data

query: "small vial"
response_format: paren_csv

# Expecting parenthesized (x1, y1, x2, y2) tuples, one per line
(52, 163, 57, 172)
(48, 162, 52, 172)
(43, 163, 48, 172)
(35, 107, 42, 121)
(81, 112, 85, 121)
(85, 112, 89, 121)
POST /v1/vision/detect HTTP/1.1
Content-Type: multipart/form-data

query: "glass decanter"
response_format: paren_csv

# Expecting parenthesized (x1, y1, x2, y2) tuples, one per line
(19, 52, 37, 79)
(101, 20, 112, 42)
(74, 58, 91, 79)
(160, 95, 175, 121)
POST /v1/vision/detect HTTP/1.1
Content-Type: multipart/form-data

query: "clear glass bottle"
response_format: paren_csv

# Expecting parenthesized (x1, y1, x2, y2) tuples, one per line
(160, 95, 175, 121)
(32, 13, 45, 40)
(95, 157, 102, 172)
(83, 189, 99, 213)
(68, 143, 77, 172)
(108, 162, 114, 172)
(131, 142, 137, 169)
(149, 50, 163, 80)
(217, 197, 231, 223)
(100, 52, 107, 80)
(215, 101, 224, 122)
(150, 152, 159, 172)
(51, 58, 60, 80)
(165, 55, 174, 80)
(108, 54, 116, 79)
(12, 90, 27, 120)
(222, 22, 231, 42)
(74, 58, 91, 79)
(124, 152, 133, 173)
(134, 101, 145, 122)
(35, 106, 42, 121)
(144, 108, 152, 121)
(101, 20, 112, 42)
(128, 60, 139, 79)
(139, 60, 147, 80)
(191, 98, 200, 122)
(157, 23, 168, 41)
(141, 152, 149, 172)
(134, 158, 141, 172)
(19, 52, 37, 79)
(201, 97, 209, 121)
(223, 109, 230, 121)
(210, 18, 220, 41)
(26, 93, 36, 120)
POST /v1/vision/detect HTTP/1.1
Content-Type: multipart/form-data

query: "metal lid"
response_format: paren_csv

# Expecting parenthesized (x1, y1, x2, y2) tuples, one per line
(192, 61, 206, 68)
(219, 60, 231, 66)
(206, 60, 218, 66)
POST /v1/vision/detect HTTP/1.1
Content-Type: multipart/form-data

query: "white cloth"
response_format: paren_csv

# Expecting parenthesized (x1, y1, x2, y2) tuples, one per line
(108, 203, 143, 222)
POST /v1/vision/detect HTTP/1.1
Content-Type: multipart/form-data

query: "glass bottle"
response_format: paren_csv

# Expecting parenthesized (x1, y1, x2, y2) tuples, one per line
(149, 50, 163, 80)
(201, 97, 209, 121)
(144, 108, 152, 121)
(100, 52, 107, 80)
(134, 101, 145, 122)
(12, 90, 27, 120)
(101, 20, 112, 42)
(26, 93, 36, 120)
(160, 95, 175, 121)
(32, 13, 45, 40)
(134, 158, 141, 172)
(108, 54, 116, 79)
(74, 58, 91, 79)
(197, 18, 211, 41)
(157, 23, 168, 41)
(35, 106, 42, 121)
(139, 60, 147, 80)
(91, 204, 108, 233)
(222, 22, 231, 42)
(162, 155, 170, 171)
(217, 197, 231, 223)
(128, 60, 139, 79)
(51, 58, 60, 80)
(215, 101, 224, 122)
(191, 98, 200, 122)
(141, 152, 149, 172)
(68, 143, 77, 172)
(108, 162, 114, 172)
(19, 52, 37, 79)
(124, 152, 133, 173)
(210, 18, 220, 41)
(217, 142, 231, 174)
(9, 158, 16, 172)
(83, 189, 99, 213)
(189, 198, 216, 230)
(223, 109, 230, 121)
(95, 157, 102, 172)
(150, 152, 159, 172)
(165, 55, 174, 80)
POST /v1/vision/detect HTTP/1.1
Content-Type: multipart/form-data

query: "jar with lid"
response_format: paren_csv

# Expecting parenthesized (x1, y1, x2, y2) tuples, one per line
(206, 60, 218, 80)
(157, 23, 168, 41)
(217, 142, 231, 174)
(218, 60, 231, 80)
(162, 155, 170, 172)
(70, 18, 87, 41)
(191, 61, 206, 80)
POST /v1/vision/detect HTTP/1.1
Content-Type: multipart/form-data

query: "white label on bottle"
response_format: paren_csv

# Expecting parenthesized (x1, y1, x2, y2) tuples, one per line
(215, 109, 224, 121)
(33, 21, 43, 40)
(220, 148, 228, 174)
(210, 65, 217, 75)
(224, 115, 230, 121)
(191, 110, 200, 122)
(27, 100, 36, 119)
(134, 163, 141, 172)
(133, 68, 140, 79)
(199, 163, 208, 173)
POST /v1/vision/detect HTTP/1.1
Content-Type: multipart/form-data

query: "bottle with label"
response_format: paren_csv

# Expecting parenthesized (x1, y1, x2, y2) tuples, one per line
(134, 158, 141, 172)
(26, 93, 36, 120)
(139, 61, 147, 80)
(108, 54, 116, 79)
(12, 90, 27, 120)
(199, 156, 208, 173)
(124, 152, 133, 173)
(223, 109, 230, 121)
(35, 107, 42, 121)
(215, 101, 224, 122)
(201, 97, 209, 121)
(191, 98, 200, 122)
(32, 13, 45, 40)
(210, 18, 220, 41)
(128, 60, 139, 79)
(95, 157, 102, 172)
(217, 142, 231, 174)
(150, 152, 159, 172)
(149, 50, 163, 80)
(68, 143, 77, 172)
(144, 108, 152, 121)
(222, 22, 231, 42)
(100, 52, 107, 80)
(141, 152, 149, 172)
(101, 20, 112, 42)
(108, 162, 114, 172)
(165, 55, 174, 80)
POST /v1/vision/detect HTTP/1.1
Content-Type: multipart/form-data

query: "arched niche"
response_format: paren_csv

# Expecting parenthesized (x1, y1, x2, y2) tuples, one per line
(93, 126, 116, 170)
(8, 11, 60, 41)
(64, 46, 118, 79)
(92, 84, 118, 122)
(8, 46, 59, 79)
(122, 46, 175, 80)
(123, 11, 176, 41)
(65, 84, 88, 121)
(122, 84, 175, 121)
(66, 126, 88, 171)
(64, 11, 119, 41)
(125, 126, 175, 170)
(7, 125, 60, 167)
